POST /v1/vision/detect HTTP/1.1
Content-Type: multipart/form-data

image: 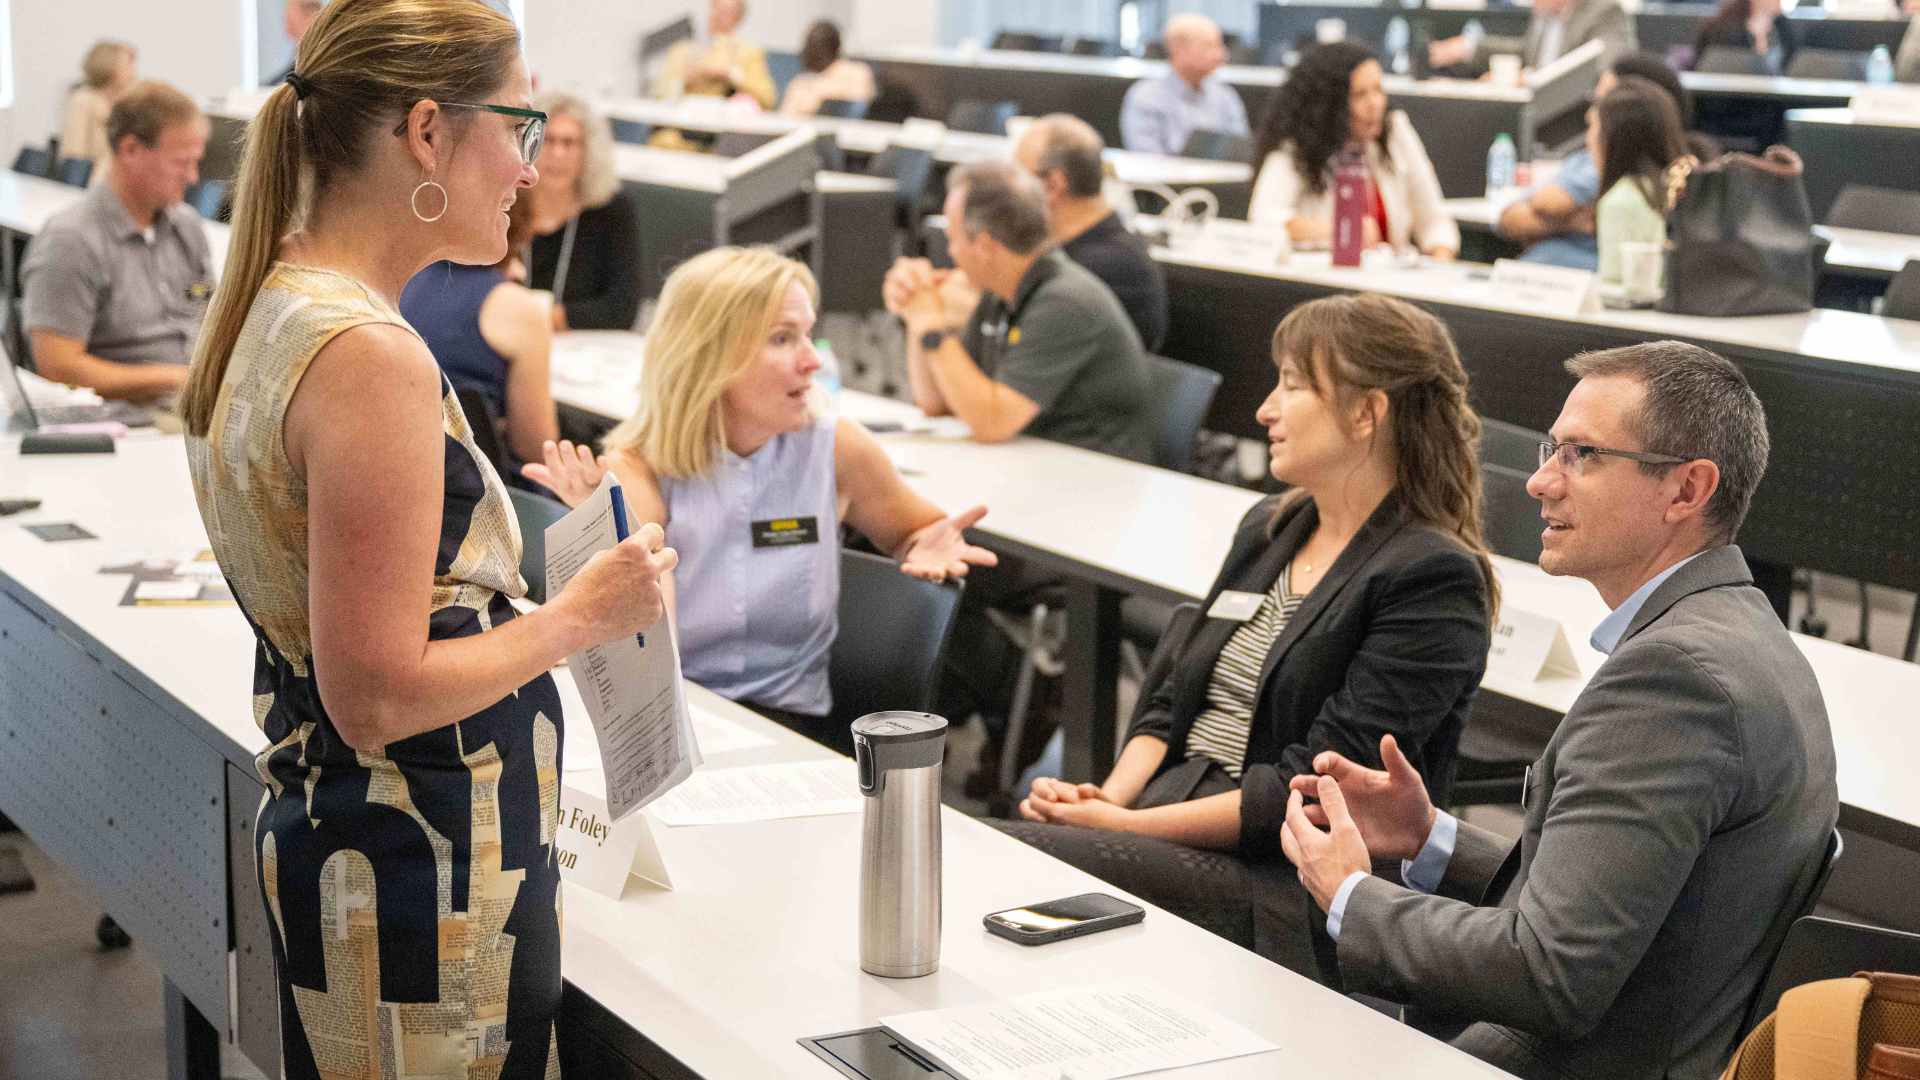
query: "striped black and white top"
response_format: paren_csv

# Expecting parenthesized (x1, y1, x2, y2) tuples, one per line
(1185, 564, 1307, 779)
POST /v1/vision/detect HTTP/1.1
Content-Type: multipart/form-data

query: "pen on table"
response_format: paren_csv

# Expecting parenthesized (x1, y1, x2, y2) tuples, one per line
(607, 482, 646, 649)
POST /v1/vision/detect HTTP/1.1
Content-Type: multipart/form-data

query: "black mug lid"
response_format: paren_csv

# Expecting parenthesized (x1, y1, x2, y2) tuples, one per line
(850, 712, 947, 745)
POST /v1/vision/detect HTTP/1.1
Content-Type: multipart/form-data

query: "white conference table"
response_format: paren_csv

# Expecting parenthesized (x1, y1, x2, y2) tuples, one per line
(599, 95, 1254, 189)
(544, 330, 1920, 851)
(0, 430, 1512, 1080)
(1156, 224, 1920, 376)
(1442, 195, 1920, 281)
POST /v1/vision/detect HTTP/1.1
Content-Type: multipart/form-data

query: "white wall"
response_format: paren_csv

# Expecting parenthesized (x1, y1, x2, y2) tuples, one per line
(3, 0, 242, 159)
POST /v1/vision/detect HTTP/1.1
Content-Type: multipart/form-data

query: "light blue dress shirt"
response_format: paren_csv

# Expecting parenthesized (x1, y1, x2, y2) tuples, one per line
(1119, 73, 1251, 157)
(1325, 553, 1703, 939)
(1514, 149, 1600, 271)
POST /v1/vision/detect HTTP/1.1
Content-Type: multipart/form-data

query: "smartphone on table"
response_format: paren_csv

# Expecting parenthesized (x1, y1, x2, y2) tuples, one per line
(984, 892, 1145, 946)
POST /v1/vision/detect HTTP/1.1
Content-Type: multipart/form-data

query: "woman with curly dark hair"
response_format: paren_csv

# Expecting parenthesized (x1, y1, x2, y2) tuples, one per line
(1250, 41, 1457, 258)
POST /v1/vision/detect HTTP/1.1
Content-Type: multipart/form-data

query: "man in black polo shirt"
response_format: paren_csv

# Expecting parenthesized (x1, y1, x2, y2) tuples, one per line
(883, 159, 1153, 463)
(1012, 114, 1169, 351)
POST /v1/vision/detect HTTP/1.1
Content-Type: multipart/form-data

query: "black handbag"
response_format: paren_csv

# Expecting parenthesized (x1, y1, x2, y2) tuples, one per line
(1659, 146, 1816, 317)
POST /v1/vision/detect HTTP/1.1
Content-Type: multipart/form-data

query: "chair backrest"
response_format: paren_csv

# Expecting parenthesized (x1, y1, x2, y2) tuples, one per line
(184, 180, 227, 221)
(1125, 602, 1201, 728)
(817, 98, 870, 120)
(946, 99, 1019, 136)
(992, 31, 1063, 53)
(1142, 41, 1171, 60)
(865, 81, 919, 125)
(5, 296, 34, 374)
(11, 146, 51, 178)
(1748, 914, 1920, 1032)
(1178, 128, 1254, 163)
(1143, 354, 1221, 472)
(1480, 416, 1544, 472)
(1069, 38, 1123, 57)
(608, 117, 652, 145)
(826, 548, 964, 729)
(1826, 185, 1920, 236)
(507, 488, 572, 604)
(1696, 46, 1772, 75)
(1739, 829, 1848, 1032)
(1481, 462, 1545, 563)
(715, 130, 778, 158)
(1786, 47, 1867, 80)
(870, 144, 936, 226)
(55, 157, 92, 188)
(1884, 259, 1920, 322)
(766, 50, 803, 100)
(454, 386, 510, 477)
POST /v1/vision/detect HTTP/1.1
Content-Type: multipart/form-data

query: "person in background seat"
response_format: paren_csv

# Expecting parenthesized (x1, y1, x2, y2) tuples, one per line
(23, 80, 210, 403)
(780, 20, 874, 118)
(1120, 14, 1250, 157)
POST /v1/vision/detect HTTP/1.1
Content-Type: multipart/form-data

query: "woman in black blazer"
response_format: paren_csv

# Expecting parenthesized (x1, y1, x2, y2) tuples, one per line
(997, 293, 1496, 979)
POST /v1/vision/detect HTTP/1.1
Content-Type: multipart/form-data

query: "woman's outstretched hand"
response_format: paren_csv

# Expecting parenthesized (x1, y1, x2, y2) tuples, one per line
(521, 440, 608, 508)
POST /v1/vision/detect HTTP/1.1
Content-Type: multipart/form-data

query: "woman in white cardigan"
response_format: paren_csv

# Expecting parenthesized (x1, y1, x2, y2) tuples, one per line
(1249, 42, 1458, 258)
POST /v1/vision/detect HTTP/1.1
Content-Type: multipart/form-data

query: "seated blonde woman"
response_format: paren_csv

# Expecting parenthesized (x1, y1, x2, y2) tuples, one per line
(527, 246, 996, 748)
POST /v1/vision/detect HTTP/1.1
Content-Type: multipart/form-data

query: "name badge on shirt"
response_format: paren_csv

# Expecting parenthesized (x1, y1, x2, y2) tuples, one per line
(1208, 590, 1265, 622)
(750, 517, 821, 548)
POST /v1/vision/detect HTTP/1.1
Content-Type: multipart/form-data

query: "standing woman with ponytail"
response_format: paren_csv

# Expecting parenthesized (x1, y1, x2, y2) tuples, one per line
(999, 293, 1494, 982)
(180, 1, 676, 1075)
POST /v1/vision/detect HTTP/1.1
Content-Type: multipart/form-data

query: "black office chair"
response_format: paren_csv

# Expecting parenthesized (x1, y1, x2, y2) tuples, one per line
(608, 117, 652, 145)
(1826, 185, 1920, 237)
(508, 488, 572, 605)
(714, 131, 778, 158)
(1737, 830, 1852, 1030)
(184, 180, 227, 221)
(824, 549, 965, 752)
(1786, 48, 1868, 81)
(1143, 354, 1222, 473)
(454, 386, 511, 482)
(1747, 915, 1920, 1029)
(1695, 46, 1773, 75)
(1142, 41, 1170, 60)
(54, 157, 91, 188)
(946, 99, 1020, 136)
(1481, 463, 1545, 564)
(1069, 38, 1124, 57)
(817, 98, 870, 120)
(867, 144, 936, 230)
(992, 31, 1064, 53)
(11, 146, 51, 178)
(1178, 129, 1254, 164)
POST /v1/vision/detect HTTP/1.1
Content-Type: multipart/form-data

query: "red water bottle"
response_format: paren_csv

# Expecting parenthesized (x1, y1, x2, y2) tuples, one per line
(1331, 149, 1367, 267)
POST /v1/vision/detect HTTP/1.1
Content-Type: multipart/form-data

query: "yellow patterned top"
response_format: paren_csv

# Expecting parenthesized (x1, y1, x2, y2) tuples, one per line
(186, 263, 527, 684)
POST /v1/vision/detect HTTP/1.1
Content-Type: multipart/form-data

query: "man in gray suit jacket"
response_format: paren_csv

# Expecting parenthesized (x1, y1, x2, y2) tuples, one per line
(1281, 341, 1838, 1080)
(1429, 0, 1637, 74)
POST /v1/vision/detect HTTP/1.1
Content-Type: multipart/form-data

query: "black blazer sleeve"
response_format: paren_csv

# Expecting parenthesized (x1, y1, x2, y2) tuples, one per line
(1238, 545, 1491, 857)
(561, 192, 641, 331)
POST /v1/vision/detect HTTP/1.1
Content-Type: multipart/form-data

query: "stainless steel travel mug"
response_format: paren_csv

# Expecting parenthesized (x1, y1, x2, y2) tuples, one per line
(854, 711, 947, 978)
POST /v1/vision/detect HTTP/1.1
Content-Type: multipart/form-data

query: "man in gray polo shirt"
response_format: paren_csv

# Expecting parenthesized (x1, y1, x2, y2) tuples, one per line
(883, 159, 1154, 463)
(22, 80, 211, 403)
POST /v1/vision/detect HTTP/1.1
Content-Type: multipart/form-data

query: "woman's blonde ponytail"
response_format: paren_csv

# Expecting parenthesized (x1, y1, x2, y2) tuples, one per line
(179, 81, 301, 437)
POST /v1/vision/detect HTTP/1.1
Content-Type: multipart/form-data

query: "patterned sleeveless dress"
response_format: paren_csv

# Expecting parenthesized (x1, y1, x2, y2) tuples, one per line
(186, 264, 565, 1080)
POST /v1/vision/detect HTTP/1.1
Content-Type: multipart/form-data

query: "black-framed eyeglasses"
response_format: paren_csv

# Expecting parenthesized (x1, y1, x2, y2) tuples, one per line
(1539, 440, 1692, 472)
(405, 103, 548, 163)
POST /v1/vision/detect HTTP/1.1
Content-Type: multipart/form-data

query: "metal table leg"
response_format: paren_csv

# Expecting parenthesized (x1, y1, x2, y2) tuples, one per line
(1059, 579, 1121, 784)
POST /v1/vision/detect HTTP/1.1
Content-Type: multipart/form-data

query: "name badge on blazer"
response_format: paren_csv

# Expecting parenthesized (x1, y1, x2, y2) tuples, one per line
(750, 517, 820, 548)
(1208, 590, 1265, 622)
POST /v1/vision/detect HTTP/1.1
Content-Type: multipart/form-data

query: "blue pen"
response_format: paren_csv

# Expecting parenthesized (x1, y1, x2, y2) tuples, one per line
(607, 482, 645, 649)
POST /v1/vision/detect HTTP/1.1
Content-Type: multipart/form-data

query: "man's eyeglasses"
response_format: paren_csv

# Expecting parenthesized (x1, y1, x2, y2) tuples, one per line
(1539, 440, 1691, 472)
(429, 103, 548, 164)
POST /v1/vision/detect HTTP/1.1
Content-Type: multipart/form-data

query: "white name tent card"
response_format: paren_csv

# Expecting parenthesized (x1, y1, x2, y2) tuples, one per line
(555, 780, 673, 898)
(1487, 603, 1583, 683)
(1849, 87, 1920, 129)
(879, 978, 1279, 1080)
(1489, 259, 1598, 318)
(1198, 218, 1289, 268)
(544, 474, 701, 821)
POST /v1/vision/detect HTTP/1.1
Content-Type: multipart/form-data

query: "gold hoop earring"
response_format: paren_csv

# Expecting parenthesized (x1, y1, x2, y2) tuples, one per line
(411, 179, 448, 223)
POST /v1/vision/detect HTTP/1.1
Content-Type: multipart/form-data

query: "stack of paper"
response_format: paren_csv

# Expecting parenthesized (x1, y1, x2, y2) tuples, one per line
(879, 979, 1279, 1080)
(648, 759, 861, 826)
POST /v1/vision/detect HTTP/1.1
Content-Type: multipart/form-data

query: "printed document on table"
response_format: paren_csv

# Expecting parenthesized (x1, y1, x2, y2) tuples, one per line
(879, 978, 1279, 1080)
(648, 759, 861, 826)
(544, 475, 700, 821)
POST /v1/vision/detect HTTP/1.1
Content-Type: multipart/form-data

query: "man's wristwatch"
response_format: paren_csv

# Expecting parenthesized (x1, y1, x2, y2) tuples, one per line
(919, 326, 959, 352)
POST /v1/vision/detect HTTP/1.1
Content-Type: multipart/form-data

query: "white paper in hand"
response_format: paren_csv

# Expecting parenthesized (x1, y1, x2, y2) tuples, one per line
(544, 475, 701, 820)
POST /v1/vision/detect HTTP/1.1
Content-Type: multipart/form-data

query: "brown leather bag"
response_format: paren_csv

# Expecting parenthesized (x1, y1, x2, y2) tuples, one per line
(1722, 972, 1920, 1080)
